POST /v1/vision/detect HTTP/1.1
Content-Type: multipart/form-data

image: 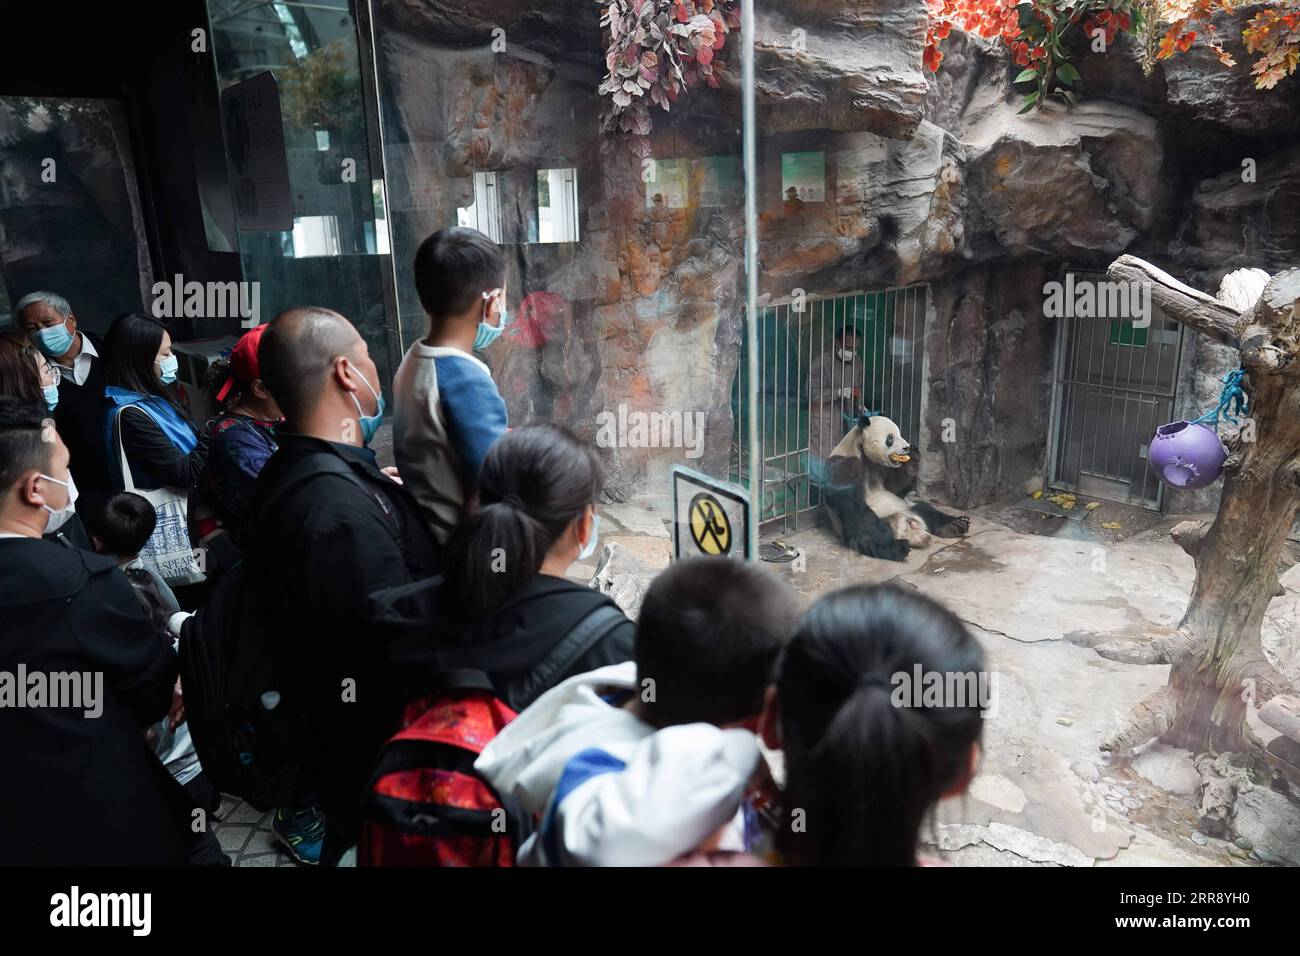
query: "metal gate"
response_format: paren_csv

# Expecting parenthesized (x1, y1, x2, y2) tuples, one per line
(1047, 275, 1184, 511)
(730, 285, 928, 532)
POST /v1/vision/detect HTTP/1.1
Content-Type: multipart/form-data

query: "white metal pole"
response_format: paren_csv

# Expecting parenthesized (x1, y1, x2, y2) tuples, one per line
(741, 0, 760, 559)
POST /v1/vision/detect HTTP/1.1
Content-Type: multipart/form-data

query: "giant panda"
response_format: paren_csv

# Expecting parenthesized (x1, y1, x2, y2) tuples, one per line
(822, 412, 969, 561)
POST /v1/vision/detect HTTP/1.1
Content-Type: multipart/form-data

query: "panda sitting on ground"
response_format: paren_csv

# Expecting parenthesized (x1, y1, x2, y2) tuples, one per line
(822, 411, 969, 561)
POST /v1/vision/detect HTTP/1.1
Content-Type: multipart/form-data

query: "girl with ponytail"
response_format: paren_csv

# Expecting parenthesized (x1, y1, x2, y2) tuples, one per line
(383, 422, 634, 712)
(444, 422, 605, 618)
(758, 584, 986, 866)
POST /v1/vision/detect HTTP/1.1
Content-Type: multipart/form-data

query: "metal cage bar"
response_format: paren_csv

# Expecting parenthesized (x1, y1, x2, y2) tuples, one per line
(1046, 271, 1184, 511)
(735, 284, 929, 531)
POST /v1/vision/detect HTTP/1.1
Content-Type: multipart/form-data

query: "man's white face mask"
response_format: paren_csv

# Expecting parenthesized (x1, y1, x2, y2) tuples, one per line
(837, 347, 855, 362)
(39, 472, 78, 533)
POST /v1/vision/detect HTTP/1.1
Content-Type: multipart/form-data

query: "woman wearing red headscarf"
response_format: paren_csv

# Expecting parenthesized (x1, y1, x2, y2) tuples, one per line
(193, 324, 282, 559)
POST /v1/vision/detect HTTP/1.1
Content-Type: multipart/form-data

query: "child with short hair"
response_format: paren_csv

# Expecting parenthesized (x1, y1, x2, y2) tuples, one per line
(475, 556, 801, 866)
(81, 491, 227, 866)
(82, 491, 180, 634)
(670, 583, 985, 867)
(393, 227, 510, 543)
(538, 582, 987, 868)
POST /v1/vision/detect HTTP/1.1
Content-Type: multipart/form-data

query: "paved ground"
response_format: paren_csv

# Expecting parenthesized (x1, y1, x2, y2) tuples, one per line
(210, 796, 302, 868)
(592, 492, 1300, 867)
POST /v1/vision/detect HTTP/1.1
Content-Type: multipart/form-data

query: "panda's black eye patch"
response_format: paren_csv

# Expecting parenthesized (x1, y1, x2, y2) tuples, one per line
(885, 434, 895, 448)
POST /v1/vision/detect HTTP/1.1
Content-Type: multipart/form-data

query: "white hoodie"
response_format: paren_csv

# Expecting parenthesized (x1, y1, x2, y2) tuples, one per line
(474, 661, 761, 866)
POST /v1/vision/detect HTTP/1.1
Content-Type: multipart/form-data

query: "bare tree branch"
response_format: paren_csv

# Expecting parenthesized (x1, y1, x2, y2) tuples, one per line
(1107, 255, 1245, 349)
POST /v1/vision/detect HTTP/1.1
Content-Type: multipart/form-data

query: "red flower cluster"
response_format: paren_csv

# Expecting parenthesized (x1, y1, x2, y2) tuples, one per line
(923, 0, 1298, 96)
(924, 0, 1020, 70)
(924, 0, 1038, 70)
(1081, 8, 1131, 47)
(1010, 41, 1048, 67)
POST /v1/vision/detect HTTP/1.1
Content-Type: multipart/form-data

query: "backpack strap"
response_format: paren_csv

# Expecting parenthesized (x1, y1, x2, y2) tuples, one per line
(395, 600, 628, 709)
(376, 579, 631, 707)
(389, 604, 626, 705)
(256, 449, 403, 543)
(230, 451, 400, 694)
(419, 667, 497, 696)
(511, 603, 629, 708)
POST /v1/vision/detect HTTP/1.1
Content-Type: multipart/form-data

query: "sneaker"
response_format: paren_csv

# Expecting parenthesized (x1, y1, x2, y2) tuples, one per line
(271, 807, 326, 866)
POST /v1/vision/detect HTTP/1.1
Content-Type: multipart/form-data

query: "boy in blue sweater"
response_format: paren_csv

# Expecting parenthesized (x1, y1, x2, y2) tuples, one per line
(393, 228, 510, 543)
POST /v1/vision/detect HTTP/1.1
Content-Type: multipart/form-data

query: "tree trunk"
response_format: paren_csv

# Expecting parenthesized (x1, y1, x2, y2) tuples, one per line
(1103, 256, 1300, 757)
(1165, 369, 1300, 752)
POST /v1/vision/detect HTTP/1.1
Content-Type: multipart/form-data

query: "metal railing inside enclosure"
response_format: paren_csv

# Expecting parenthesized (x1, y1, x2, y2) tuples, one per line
(1047, 273, 1184, 511)
(730, 285, 928, 532)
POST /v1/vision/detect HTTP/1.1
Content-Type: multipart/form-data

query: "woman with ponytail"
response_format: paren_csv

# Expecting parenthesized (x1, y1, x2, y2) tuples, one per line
(754, 584, 986, 867)
(443, 422, 607, 620)
(377, 422, 634, 714)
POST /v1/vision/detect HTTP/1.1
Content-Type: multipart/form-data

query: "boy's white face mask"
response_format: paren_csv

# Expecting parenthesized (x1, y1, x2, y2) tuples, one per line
(837, 347, 855, 362)
(39, 472, 78, 533)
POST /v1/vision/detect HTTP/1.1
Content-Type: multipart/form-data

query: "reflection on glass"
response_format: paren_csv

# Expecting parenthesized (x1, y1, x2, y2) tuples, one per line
(206, 0, 395, 386)
(645, 158, 689, 208)
(697, 155, 742, 208)
(272, 0, 310, 59)
(208, 1, 380, 258)
(781, 151, 825, 203)
(534, 168, 580, 244)
(457, 172, 502, 243)
(0, 96, 150, 330)
(368, 180, 390, 256)
(370, 0, 747, 491)
(291, 215, 342, 257)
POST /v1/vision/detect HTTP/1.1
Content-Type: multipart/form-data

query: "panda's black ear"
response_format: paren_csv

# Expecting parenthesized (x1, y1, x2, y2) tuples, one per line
(857, 409, 872, 429)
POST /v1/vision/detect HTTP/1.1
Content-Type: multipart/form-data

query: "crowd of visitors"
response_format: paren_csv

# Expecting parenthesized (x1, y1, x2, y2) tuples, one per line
(0, 226, 987, 867)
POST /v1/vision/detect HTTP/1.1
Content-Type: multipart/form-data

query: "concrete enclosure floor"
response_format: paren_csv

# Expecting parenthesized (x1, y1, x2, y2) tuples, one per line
(577, 494, 1300, 868)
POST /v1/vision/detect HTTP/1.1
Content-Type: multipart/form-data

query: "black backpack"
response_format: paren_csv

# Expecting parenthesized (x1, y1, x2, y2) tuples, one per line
(179, 452, 391, 811)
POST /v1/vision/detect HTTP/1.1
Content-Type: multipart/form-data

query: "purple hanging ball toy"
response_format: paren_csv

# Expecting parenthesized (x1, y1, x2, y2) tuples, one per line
(1148, 421, 1226, 490)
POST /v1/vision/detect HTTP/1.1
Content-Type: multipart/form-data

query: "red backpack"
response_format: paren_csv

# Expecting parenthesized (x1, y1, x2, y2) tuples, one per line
(358, 602, 628, 867)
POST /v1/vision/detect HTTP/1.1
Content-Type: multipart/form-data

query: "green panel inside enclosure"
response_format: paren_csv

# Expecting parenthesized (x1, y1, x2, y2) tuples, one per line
(1109, 320, 1149, 348)
(729, 289, 919, 520)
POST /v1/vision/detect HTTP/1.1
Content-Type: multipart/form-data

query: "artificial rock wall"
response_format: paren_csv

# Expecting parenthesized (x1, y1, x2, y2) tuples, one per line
(373, 0, 1300, 509)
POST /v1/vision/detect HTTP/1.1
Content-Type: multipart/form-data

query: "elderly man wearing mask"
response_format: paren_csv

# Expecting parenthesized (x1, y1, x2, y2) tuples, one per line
(16, 291, 112, 497)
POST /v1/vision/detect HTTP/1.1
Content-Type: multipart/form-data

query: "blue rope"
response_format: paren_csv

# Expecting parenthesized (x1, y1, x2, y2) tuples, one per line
(1191, 368, 1248, 431)
(842, 407, 882, 427)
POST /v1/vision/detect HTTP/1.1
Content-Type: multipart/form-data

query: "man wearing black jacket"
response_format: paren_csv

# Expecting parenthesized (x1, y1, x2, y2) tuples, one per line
(15, 292, 113, 498)
(253, 307, 440, 864)
(0, 397, 192, 865)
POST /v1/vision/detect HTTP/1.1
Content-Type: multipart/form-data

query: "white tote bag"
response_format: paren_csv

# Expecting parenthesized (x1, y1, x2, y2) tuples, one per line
(113, 406, 206, 587)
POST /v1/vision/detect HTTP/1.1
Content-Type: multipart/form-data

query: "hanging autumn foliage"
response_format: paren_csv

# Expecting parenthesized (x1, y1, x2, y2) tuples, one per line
(597, 0, 741, 155)
(1234, 3, 1300, 88)
(925, 0, 1300, 110)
